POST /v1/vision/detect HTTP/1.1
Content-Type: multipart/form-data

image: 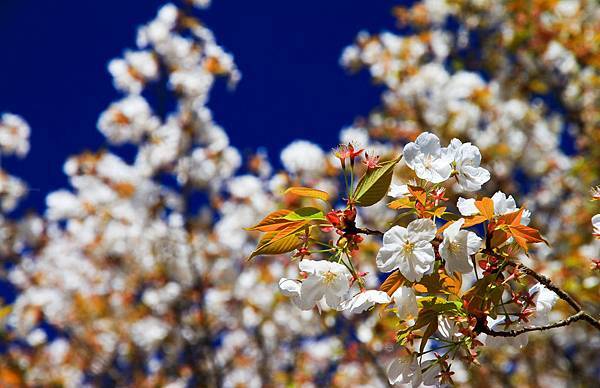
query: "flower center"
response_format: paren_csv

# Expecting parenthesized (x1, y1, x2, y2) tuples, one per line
(323, 271, 338, 285)
(423, 154, 434, 169)
(403, 241, 415, 254)
(448, 241, 461, 254)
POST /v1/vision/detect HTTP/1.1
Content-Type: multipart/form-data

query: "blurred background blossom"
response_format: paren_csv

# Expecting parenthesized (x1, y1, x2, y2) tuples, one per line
(0, 0, 598, 386)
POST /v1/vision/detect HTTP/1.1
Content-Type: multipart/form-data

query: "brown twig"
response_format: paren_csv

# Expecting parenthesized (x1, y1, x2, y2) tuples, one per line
(481, 311, 598, 337)
(479, 260, 600, 334)
(354, 227, 385, 236)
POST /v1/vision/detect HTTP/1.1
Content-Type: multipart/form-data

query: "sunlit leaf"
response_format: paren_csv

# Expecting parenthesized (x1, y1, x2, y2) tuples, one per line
(475, 197, 495, 220)
(380, 270, 406, 296)
(507, 224, 547, 252)
(245, 209, 293, 231)
(248, 227, 305, 260)
(353, 157, 401, 207)
(462, 215, 488, 228)
(408, 185, 426, 205)
(388, 197, 413, 210)
(285, 186, 330, 202)
(283, 207, 327, 222)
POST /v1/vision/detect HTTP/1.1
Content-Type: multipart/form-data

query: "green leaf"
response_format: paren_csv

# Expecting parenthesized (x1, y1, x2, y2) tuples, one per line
(283, 207, 327, 222)
(352, 157, 401, 207)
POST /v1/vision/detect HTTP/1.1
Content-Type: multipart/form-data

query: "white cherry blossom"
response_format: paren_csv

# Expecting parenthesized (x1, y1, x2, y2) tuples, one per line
(439, 218, 482, 274)
(388, 183, 410, 198)
(457, 191, 531, 225)
(340, 290, 391, 314)
(592, 214, 600, 236)
(387, 354, 423, 387)
(0, 113, 30, 157)
(403, 132, 452, 183)
(445, 138, 490, 191)
(280, 140, 326, 176)
(392, 286, 418, 320)
(297, 260, 351, 310)
(528, 283, 558, 326)
(376, 218, 437, 282)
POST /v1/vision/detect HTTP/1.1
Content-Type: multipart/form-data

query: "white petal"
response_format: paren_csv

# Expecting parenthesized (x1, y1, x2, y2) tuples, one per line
(403, 142, 420, 169)
(376, 245, 402, 273)
(388, 183, 410, 198)
(278, 278, 301, 297)
(466, 231, 483, 254)
(407, 218, 436, 242)
(443, 218, 465, 241)
(415, 132, 442, 156)
(340, 290, 390, 314)
(383, 225, 408, 245)
(299, 276, 324, 309)
(401, 245, 435, 282)
(492, 191, 517, 215)
(392, 286, 418, 320)
(457, 197, 479, 216)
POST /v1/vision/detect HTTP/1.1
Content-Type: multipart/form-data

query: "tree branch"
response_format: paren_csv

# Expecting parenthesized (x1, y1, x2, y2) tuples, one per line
(481, 311, 599, 337)
(498, 262, 600, 332)
(354, 227, 384, 236)
(513, 263, 582, 312)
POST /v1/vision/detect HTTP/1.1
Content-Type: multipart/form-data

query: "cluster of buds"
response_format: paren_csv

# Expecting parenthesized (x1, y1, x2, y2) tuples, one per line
(325, 207, 363, 252)
(478, 255, 501, 275)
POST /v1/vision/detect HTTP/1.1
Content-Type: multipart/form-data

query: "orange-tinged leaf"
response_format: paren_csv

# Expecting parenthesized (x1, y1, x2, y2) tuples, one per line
(246, 209, 292, 231)
(272, 221, 308, 240)
(429, 206, 447, 218)
(285, 187, 330, 202)
(475, 197, 495, 220)
(408, 185, 427, 205)
(489, 229, 510, 248)
(441, 271, 462, 295)
(462, 215, 488, 228)
(248, 229, 304, 260)
(0, 367, 22, 385)
(380, 270, 406, 296)
(497, 208, 524, 226)
(388, 197, 413, 210)
(507, 224, 547, 252)
(436, 220, 454, 235)
(414, 271, 462, 295)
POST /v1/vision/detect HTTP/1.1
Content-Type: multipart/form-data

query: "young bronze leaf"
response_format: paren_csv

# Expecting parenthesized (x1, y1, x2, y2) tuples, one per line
(272, 221, 309, 240)
(285, 187, 329, 202)
(420, 318, 439, 353)
(407, 185, 426, 205)
(245, 209, 292, 231)
(498, 207, 524, 226)
(462, 215, 488, 228)
(388, 197, 413, 210)
(507, 224, 547, 252)
(436, 220, 454, 236)
(353, 157, 401, 207)
(380, 270, 407, 296)
(248, 229, 304, 260)
(475, 197, 495, 220)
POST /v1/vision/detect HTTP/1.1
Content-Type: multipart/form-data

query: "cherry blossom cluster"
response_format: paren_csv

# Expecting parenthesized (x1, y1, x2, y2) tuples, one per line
(251, 131, 600, 386)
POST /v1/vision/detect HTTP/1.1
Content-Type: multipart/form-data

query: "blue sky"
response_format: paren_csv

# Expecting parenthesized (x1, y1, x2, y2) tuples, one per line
(0, 0, 397, 211)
